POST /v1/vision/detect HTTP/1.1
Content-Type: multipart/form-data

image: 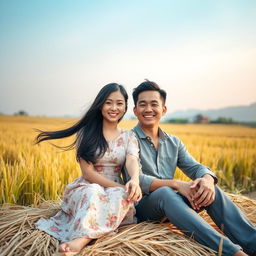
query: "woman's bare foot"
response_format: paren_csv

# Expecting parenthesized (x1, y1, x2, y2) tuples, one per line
(233, 250, 248, 256)
(59, 237, 92, 254)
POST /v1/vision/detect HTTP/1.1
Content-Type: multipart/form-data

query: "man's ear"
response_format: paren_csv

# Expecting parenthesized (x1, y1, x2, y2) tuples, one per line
(133, 106, 138, 116)
(162, 105, 167, 116)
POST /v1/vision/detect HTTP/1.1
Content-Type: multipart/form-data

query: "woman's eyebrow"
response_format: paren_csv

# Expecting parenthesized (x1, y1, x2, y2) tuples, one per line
(106, 98, 124, 102)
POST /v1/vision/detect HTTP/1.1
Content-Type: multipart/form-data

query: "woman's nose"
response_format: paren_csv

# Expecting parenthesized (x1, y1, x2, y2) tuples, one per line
(110, 104, 117, 110)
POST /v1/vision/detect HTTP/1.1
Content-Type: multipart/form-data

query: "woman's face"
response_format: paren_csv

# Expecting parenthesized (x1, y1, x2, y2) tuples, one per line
(101, 90, 126, 123)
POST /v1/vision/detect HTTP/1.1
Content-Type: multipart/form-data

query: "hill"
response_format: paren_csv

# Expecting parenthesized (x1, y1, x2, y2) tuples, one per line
(164, 102, 256, 122)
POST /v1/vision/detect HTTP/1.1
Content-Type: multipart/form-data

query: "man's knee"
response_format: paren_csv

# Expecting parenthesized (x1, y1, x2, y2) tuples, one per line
(206, 185, 229, 209)
(152, 186, 179, 202)
(213, 185, 226, 201)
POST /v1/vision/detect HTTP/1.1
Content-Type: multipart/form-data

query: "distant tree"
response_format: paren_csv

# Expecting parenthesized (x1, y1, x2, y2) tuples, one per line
(165, 118, 188, 124)
(239, 121, 256, 127)
(210, 117, 235, 124)
(14, 110, 29, 116)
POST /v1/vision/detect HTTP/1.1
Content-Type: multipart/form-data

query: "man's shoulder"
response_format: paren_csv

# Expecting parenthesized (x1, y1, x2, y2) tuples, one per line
(161, 130, 181, 145)
(131, 125, 144, 138)
(131, 126, 138, 134)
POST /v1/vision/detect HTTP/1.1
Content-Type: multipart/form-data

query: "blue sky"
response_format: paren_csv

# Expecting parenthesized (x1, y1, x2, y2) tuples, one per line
(1, 0, 256, 116)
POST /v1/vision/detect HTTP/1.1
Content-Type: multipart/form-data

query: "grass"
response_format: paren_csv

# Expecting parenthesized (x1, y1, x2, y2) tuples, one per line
(0, 115, 255, 205)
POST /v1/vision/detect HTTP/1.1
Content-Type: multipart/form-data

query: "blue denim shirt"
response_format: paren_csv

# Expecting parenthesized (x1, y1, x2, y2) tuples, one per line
(132, 124, 217, 194)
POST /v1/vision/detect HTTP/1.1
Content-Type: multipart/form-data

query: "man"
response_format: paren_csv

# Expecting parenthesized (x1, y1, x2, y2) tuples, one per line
(131, 80, 256, 256)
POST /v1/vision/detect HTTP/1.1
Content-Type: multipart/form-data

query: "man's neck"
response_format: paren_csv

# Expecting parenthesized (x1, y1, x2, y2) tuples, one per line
(140, 124, 159, 139)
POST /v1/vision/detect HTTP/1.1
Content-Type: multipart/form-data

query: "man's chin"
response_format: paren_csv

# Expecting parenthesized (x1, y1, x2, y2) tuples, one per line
(140, 121, 156, 128)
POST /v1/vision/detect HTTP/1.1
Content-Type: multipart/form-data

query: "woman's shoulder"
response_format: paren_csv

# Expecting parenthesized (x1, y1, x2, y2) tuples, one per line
(120, 129, 135, 137)
(120, 129, 137, 143)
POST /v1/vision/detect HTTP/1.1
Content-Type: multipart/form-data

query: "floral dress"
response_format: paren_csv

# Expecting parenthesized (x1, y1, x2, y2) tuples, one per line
(35, 130, 139, 242)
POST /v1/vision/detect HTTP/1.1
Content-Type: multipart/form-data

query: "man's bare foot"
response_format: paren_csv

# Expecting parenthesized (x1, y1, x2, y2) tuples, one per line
(59, 237, 92, 254)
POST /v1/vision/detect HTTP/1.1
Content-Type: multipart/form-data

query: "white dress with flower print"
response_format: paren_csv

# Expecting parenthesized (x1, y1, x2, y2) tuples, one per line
(35, 130, 139, 242)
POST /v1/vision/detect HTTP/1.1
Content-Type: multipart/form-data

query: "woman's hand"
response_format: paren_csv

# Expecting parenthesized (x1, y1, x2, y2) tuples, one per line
(125, 179, 142, 202)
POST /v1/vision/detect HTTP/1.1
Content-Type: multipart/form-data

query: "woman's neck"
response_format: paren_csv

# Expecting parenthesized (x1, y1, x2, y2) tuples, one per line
(102, 119, 118, 131)
(102, 120, 120, 141)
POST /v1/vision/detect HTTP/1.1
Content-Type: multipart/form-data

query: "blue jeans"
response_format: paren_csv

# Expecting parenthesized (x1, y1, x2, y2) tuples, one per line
(135, 186, 256, 256)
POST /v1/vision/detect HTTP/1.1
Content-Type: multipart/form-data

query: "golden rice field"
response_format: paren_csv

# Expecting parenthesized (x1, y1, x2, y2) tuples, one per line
(0, 115, 256, 205)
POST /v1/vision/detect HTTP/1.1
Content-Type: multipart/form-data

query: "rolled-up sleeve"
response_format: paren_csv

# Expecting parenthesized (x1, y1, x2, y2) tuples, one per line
(139, 173, 156, 194)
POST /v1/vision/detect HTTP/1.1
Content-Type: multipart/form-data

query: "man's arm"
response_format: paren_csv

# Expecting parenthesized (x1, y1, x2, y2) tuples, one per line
(176, 139, 217, 209)
(148, 137, 216, 209)
(147, 175, 215, 210)
(149, 178, 177, 191)
(149, 178, 199, 210)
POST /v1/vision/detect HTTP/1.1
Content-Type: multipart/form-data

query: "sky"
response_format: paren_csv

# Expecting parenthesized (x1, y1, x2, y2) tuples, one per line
(0, 0, 256, 117)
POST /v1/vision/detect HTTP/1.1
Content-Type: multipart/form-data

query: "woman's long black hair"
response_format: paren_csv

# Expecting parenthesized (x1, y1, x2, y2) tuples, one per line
(35, 83, 128, 163)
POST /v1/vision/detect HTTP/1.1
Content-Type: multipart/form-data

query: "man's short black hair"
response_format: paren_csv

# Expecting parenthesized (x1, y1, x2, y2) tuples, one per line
(132, 80, 167, 106)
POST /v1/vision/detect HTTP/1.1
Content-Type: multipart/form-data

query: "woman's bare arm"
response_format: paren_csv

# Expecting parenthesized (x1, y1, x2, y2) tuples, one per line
(125, 154, 142, 201)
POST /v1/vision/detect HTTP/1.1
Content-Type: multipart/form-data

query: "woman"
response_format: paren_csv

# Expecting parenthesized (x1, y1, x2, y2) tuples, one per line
(35, 83, 142, 254)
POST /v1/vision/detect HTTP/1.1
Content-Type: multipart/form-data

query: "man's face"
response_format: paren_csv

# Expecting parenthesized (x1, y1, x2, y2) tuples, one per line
(133, 90, 167, 129)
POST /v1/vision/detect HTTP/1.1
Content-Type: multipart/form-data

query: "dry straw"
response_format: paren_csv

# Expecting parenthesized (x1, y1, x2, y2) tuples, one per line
(0, 194, 255, 256)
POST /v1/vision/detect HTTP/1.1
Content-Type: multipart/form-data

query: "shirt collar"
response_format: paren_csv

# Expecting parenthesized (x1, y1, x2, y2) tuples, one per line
(133, 123, 168, 140)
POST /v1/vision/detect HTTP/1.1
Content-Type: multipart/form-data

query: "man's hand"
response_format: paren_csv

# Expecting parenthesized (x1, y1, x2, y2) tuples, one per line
(190, 174, 215, 210)
(176, 181, 198, 210)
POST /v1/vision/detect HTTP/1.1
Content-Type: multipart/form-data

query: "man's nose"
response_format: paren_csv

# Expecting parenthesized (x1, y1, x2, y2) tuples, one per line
(145, 105, 152, 111)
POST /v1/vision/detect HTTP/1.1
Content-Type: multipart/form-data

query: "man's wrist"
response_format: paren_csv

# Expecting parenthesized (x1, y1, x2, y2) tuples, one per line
(168, 179, 179, 190)
(203, 174, 214, 184)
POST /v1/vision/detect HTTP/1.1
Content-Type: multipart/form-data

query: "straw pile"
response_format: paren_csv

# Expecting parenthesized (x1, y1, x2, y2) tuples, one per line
(0, 194, 255, 256)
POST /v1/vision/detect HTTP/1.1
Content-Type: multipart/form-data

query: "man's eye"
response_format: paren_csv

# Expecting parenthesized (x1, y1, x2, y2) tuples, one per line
(152, 104, 159, 107)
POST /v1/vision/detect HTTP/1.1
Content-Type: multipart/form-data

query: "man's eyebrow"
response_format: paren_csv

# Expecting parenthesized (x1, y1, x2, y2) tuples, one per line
(138, 100, 159, 103)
